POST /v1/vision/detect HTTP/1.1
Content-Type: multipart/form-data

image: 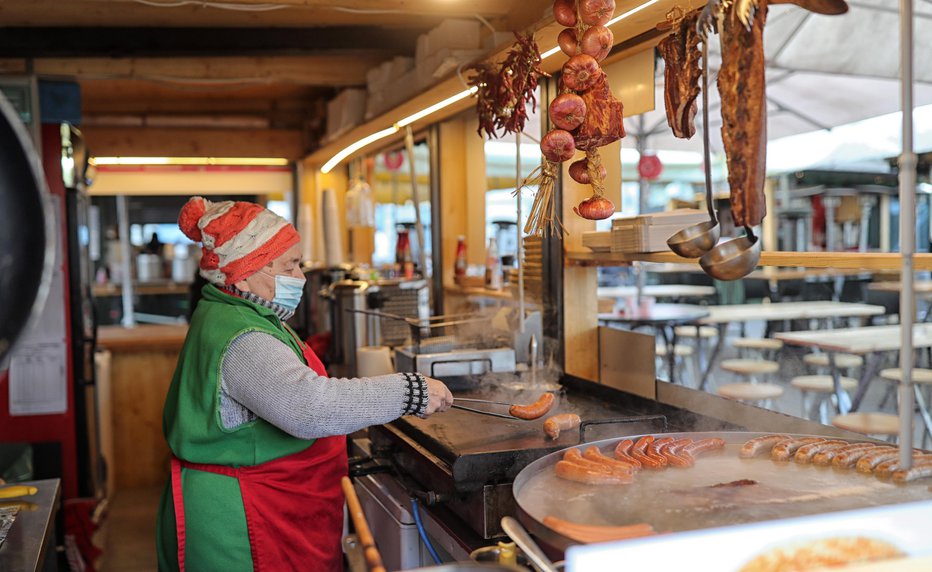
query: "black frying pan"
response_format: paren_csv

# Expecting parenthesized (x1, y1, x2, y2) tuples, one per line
(0, 92, 54, 362)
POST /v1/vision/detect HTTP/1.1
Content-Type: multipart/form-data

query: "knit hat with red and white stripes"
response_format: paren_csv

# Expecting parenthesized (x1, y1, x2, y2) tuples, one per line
(178, 196, 299, 286)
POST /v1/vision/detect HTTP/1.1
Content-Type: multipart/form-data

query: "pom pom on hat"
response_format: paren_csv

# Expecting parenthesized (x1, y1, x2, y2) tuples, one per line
(178, 196, 207, 242)
(177, 196, 299, 286)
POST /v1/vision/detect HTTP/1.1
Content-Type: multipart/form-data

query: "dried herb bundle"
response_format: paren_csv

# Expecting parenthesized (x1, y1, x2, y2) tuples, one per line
(467, 32, 547, 139)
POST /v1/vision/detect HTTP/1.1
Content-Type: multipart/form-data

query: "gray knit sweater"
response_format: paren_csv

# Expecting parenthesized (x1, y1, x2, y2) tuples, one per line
(215, 287, 428, 438)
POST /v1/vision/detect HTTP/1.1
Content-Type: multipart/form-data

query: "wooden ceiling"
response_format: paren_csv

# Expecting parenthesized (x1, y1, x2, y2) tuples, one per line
(0, 0, 554, 159)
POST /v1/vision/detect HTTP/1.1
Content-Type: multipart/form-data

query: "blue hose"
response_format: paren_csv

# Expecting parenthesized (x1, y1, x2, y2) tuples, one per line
(411, 497, 442, 565)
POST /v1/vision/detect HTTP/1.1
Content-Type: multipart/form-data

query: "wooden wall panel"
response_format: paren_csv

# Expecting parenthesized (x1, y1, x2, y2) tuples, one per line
(110, 350, 179, 490)
(82, 126, 304, 160)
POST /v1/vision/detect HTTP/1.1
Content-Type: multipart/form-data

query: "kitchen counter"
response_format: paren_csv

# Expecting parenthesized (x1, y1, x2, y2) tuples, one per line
(0, 479, 60, 572)
(97, 324, 188, 490)
(97, 324, 188, 352)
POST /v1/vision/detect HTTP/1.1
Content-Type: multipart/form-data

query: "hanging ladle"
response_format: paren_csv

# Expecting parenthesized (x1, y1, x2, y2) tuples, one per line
(667, 39, 720, 258)
(700, 224, 762, 280)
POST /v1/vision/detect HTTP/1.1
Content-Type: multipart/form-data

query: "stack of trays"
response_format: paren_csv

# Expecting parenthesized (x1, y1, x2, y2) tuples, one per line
(611, 210, 707, 253)
(508, 236, 543, 302)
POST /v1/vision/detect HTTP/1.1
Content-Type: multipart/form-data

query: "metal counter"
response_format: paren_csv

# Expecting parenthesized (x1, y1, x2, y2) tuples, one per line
(0, 479, 60, 572)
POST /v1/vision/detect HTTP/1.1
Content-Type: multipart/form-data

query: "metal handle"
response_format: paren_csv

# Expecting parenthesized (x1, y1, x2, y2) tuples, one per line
(501, 516, 559, 572)
(579, 415, 669, 442)
(429, 357, 493, 378)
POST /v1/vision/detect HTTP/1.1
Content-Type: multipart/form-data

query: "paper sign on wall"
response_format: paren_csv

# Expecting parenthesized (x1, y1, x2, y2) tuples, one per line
(8, 343, 67, 416)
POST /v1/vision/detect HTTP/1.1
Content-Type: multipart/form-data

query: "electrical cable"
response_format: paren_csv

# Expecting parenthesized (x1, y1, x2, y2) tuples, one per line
(410, 497, 442, 565)
(474, 13, 497, 35)
(131, 0, 290, 12)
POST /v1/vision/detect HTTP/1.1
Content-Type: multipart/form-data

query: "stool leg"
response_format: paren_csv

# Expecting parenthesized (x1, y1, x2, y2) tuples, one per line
(800, 390, 809, 418)
(878, 384, 896, 410)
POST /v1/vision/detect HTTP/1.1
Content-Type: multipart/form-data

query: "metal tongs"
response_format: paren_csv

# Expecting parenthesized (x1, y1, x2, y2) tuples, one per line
(452, 398, 523, 420)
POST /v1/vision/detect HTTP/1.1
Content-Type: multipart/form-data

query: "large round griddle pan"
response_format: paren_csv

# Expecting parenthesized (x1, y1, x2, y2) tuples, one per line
(0, 93, 54, 362)
(514, 431, 931, 553)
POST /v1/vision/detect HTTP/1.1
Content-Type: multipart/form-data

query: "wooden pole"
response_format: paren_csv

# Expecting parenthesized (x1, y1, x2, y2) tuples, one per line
(341, 476, 386, 572)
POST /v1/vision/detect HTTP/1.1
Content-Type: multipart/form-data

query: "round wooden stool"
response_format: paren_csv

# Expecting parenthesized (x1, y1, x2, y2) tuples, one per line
(718, 383, 785, 407)
(803, 353, 863, 370)
(674, 325, 718, 339)
(733, 338, 784, 352)
(790, 375, 858, 424)
(720, 359, 779, 377)
(832, 412, 901, 441)
(718, 359, 783, 408)
(878, 368, 932, 448)
(655, 344, 695, 357)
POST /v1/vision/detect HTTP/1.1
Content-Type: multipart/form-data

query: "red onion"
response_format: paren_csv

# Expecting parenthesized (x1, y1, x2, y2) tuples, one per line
(557, 28, 579, 57)
(553, 0, 578, 26)
(580, 0, 615, 26)
(540, 129, 577, 162)
(549, 94, 587, 131)
(568, 158, 607, 184)
(573, 195, 615, 220)
(562, 54, 601, 92)
(581, 25, 613, 61)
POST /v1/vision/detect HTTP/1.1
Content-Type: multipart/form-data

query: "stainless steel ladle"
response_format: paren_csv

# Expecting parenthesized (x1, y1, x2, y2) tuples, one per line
(667, 39, 720, 258)
(700, 224, 762, 280)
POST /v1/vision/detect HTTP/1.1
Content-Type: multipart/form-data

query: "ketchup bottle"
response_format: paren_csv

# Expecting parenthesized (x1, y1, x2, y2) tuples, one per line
(454, 235, 467, 283)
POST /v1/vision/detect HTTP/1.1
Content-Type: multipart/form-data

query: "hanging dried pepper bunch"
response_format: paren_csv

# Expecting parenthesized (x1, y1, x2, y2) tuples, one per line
(466, 32, 548, 138)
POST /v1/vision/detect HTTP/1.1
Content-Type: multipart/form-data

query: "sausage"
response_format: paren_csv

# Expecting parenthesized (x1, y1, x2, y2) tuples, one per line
(565, 448, 633, 477)
(833, 445, 890, 469)
(892, 461, 932, 484)
(584, 446, 639, 472)
(771, 438, 825, 461)
(509, 393, 555, 420)
(631, 436, 665, 470)
(682, 438, 726, 458)
(613, 439, 642, 468)
(542, 515, 655, 543)
(543, 413, 581, 440)
(740, 434, 791, 458)
(855, 448, 901, 473)
(873, 455, 932, 480)
(554, 460, 632, 485)
(647, 437, 674, 467)
(794, 440, 848, 464)
(660, 439, 695, 468)
(812, 442, 873, 466)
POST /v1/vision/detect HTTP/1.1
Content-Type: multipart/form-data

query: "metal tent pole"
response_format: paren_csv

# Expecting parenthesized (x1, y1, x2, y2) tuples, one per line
(897, 0, 917, 468)
(517, 132, 526, 333)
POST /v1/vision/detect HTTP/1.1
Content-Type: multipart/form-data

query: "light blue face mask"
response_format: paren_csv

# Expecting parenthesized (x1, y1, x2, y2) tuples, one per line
(262, 272, 306, 311)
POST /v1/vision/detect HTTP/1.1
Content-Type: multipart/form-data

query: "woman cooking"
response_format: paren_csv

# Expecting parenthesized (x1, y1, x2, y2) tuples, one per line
(156, 196, 453, 571)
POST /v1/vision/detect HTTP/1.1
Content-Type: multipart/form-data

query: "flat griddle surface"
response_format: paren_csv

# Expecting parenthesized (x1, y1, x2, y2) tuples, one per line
(514, 432, 932, 541)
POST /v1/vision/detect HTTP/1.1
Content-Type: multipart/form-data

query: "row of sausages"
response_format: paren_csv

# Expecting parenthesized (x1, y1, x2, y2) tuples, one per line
(739, 434, 932, 484)
(554, 435, 726, 485)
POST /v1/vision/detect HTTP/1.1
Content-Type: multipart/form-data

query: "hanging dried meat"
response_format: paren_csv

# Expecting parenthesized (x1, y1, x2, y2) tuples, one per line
(658, 12, 702, 139)
(718, 2, 768, 228)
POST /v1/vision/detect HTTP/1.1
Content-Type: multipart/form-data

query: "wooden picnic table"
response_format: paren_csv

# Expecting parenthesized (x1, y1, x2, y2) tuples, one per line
(777, 324, 932, 435)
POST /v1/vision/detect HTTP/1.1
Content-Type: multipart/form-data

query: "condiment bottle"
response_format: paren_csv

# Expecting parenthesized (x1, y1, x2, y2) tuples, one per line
(485, 237, 502, 290)
(454, 235, 467, 283)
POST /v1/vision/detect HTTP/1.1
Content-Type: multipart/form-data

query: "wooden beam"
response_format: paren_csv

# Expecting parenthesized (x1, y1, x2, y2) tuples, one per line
(0, 55, 381, 86)
(0, 27, 414, 58)
(82, 126, 305, 160)
(566, 250, 932, 271)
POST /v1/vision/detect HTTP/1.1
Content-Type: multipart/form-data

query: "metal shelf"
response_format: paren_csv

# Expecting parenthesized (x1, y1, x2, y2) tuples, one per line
(566, 250, 932, 271)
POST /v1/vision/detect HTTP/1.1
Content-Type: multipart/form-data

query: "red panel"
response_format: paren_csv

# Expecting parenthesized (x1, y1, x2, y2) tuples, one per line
(0, 123, 78, 499)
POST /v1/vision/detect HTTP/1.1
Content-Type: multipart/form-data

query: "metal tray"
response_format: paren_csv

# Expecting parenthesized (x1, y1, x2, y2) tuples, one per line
(513, 431, 932, 552)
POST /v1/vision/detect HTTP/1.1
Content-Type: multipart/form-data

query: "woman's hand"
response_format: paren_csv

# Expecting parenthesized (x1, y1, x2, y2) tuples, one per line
(422, 377, 454, 417)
